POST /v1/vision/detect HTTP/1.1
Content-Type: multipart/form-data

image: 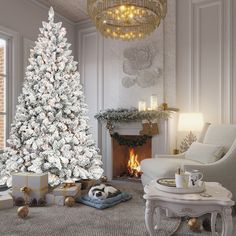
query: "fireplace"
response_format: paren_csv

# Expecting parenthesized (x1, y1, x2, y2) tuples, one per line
(102, 117, 177, 180)
(112, 135, 151, 179)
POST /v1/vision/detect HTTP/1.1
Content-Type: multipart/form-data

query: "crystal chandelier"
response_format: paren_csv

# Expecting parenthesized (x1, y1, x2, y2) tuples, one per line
(87, 0, 167, 41)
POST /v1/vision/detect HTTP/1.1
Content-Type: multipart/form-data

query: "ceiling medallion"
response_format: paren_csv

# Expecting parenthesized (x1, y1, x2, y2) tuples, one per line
(87, 0, 167, 41)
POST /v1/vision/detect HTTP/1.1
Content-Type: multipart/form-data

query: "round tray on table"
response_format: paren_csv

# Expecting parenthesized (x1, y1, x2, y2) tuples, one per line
(155, 178, 205, 194)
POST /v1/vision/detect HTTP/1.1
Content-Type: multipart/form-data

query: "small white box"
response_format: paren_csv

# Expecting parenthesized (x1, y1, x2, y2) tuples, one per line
(0, 194, 13, 210)
(12, 172, 48, 201)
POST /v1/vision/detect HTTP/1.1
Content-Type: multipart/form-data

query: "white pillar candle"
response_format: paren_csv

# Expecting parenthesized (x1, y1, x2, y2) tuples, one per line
(138, 101, 146, 112)
(150, 95, 158, 110)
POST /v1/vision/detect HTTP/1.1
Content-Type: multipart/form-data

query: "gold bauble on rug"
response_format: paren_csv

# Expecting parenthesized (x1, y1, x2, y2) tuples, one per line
(187, 217, 201, 232)
(65, 197, 75, 207)
(17, 206, 29, 218)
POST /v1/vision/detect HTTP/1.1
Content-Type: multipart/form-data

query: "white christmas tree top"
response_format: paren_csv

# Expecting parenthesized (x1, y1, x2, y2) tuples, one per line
(0, 7, 103, 186)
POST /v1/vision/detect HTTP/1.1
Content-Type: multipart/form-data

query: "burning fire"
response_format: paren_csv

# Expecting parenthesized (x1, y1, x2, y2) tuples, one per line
(127, 148, 142, 178)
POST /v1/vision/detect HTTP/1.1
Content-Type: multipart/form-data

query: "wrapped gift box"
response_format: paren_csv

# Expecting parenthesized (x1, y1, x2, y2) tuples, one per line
(45, 193, 65, 206)
(53, 183, 81, 197)
(0, 194, 13, 210)
(12, 173, 48, 201)
(55, 196, 65, 206)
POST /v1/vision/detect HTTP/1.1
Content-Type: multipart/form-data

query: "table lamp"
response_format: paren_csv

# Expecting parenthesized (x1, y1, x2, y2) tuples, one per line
(178, 113, 204, 153)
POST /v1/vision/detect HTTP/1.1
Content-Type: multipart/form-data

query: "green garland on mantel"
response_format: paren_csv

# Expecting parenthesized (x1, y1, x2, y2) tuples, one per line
(95, 108, 170, 123)
(111, 132, 151, 147)
(95, 108, 171, 147)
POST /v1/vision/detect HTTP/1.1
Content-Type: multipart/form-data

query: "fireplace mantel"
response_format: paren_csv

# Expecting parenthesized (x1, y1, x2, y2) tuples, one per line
(101, 114, 177, 180)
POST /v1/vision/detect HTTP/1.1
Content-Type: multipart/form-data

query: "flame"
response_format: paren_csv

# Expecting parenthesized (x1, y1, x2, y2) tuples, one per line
(127, 148, 141, 177)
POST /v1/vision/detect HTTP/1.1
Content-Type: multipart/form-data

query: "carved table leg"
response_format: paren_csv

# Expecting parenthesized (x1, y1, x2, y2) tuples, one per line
(145, 200, 156, 236)
(154, 207, 161, 230)
(211, 211, 217, 235)
(221, 207, 232, 236)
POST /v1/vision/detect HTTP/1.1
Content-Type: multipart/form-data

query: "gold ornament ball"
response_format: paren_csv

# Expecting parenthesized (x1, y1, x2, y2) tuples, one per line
(65, 197, 75, 207)
(17, 206, 29, 218)
(188, 218, 201, 232)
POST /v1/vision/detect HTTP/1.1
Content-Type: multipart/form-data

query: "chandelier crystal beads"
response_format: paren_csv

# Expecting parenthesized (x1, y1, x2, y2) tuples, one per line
(87, 0, 167, 41)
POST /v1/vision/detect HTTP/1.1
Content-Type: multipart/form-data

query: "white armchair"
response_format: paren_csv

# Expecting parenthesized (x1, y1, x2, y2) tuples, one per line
(141, 124, 236, 201)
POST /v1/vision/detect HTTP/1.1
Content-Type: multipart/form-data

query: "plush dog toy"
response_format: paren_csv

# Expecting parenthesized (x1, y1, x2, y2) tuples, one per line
(88, 184, 121, 200)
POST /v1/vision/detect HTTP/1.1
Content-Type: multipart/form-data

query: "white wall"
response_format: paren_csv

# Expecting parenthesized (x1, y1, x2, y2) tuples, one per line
(77, 1, 176, 150)
(177, 0, 235, 124)
(233, 0, 236, 123)
(0, 0, 76, 117)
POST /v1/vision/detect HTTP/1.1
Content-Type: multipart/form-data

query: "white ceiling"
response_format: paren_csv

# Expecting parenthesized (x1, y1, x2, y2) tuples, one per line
(36, 0, 89, 23)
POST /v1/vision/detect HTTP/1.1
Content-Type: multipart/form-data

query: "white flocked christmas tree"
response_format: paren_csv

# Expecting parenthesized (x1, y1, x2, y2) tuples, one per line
(0, 7, 103, 186)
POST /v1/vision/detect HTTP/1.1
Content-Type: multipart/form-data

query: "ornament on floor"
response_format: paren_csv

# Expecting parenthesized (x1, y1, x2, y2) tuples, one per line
(187, 217, 201, 232)
(0, 6, 104, 187)
(17, 206, 29, 219)
(65, 197, 75, 207)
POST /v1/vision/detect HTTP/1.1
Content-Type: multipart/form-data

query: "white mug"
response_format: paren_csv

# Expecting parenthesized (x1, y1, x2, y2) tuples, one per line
(175, 173, 189, 188)
(185, 170, 203, 187)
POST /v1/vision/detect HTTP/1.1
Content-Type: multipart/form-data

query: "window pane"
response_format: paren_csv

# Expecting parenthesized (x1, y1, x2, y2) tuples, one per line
(0, 115, 6, 149)
(0, 75, 5, 113)
(0, 39, 6, 75)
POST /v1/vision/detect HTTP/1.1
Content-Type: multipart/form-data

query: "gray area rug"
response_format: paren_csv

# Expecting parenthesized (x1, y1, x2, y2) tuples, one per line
(0, 181, 180, 236)
(0, 181, 235, 236)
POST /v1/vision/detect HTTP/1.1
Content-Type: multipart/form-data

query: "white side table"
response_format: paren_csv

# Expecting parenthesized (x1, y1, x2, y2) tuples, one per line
(143, 181, 234, 236)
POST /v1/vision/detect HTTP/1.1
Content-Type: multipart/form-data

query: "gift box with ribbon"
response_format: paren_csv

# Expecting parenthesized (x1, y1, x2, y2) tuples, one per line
(0, 194, 14, 210)
(53, 182, 81, 197)
(12, 173, 48, 202)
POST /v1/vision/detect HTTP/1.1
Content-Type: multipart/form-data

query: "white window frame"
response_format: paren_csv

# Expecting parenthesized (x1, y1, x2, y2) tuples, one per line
(0, 35, 10, 148)
(0, 26, 19, 151)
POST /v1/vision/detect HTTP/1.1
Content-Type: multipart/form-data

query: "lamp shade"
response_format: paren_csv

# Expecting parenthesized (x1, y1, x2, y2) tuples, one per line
(178, 113, 204, 132)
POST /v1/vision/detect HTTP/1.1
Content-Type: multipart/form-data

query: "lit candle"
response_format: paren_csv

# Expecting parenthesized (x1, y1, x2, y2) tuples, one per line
(138, 101, 146, 112)
(150, 95, 158, 110)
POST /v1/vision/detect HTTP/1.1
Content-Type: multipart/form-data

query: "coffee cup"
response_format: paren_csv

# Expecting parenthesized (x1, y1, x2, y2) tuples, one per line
(185, 170, 203, 187)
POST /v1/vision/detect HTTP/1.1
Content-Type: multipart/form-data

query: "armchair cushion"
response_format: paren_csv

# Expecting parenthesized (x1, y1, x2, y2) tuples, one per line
(185, 142, 224, 164)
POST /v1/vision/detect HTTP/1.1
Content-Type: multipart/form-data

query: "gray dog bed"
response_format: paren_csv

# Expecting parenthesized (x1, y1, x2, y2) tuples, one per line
(77, 192, 132, 209)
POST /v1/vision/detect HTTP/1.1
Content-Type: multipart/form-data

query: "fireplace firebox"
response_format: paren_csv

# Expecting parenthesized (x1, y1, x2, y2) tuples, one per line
(112, 135, 151, 180)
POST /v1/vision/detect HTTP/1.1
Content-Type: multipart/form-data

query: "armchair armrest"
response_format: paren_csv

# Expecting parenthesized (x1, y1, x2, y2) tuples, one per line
(155, 153, 185, 159)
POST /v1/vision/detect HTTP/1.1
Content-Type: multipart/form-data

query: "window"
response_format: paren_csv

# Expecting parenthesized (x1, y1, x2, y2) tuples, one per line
(0, 36, 9, 150)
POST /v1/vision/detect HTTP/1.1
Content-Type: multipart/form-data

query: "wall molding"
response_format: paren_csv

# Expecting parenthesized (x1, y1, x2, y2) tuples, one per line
(77, 24, 105, 152)
(188, 0, 232, 123)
